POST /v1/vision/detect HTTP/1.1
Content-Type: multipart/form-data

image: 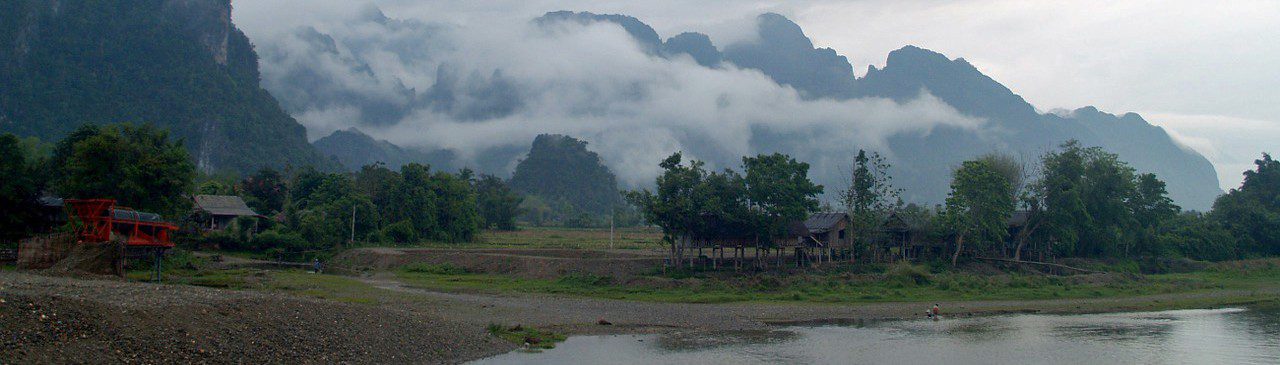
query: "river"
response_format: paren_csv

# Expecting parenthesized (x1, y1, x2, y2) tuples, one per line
(472, 308, 1280, 364)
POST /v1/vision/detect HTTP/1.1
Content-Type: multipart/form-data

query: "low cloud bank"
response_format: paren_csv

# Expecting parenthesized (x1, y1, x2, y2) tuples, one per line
(257, 6, 982, 186)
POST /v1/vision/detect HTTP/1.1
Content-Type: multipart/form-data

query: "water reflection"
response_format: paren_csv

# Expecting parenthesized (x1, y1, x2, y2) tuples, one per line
(472, 308, 1280, 365)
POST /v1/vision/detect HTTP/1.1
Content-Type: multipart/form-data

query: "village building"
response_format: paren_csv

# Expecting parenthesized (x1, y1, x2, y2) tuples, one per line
(35, 196, 68, 234)
(797, 212, 852, 264)
(192, 195, 263, 231)
(879, 211, 937, 261)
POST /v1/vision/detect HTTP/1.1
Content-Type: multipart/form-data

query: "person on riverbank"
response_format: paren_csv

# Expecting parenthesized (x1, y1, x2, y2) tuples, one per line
(312, 258, 323, 274)
(932, 304, 940, 316)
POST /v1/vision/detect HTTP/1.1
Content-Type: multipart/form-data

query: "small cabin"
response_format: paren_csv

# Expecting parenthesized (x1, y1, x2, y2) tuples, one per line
(193, 195, 263, 231)
(881, 211, 937, 261)
(798, 212, 850, 249)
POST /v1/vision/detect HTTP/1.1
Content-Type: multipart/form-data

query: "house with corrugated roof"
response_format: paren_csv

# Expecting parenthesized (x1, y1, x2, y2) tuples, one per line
(192, 195, 263, 231)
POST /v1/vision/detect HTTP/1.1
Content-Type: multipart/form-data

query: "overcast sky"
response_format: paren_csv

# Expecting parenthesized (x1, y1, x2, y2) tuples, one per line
(233, 0, 1279, 190)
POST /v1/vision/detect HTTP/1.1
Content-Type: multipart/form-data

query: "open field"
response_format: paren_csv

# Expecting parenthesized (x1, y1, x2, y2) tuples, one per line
(471, 227, 663, 250)
(387, 259, 1280, 304)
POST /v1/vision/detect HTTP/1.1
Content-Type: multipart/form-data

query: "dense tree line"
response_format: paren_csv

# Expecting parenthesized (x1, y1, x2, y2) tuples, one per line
(626, 141, 1278, 268)
(0, 127, 525, 254)
(943, 141, 1276, 263)
(3, 124, 1276, 265)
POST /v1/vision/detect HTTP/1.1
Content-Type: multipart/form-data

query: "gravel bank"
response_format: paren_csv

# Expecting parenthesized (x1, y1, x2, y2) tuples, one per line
(0, 272, 511, 364)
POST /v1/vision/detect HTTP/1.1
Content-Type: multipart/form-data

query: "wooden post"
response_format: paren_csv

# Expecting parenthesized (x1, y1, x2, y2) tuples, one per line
(715, 245, 721, 269)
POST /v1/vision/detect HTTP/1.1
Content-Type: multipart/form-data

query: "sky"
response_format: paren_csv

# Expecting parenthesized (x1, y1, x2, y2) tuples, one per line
(232, 0, 1279, 190)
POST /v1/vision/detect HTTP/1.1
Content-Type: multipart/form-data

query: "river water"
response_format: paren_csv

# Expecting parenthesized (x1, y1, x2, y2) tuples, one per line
(472, 308, 1280, 364)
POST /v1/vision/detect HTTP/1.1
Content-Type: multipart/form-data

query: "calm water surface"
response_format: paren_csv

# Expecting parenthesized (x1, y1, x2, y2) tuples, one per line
(472, 308, 1280, 364)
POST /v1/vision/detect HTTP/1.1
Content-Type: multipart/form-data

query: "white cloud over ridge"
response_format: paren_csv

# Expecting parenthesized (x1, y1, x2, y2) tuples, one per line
(252, 6, 982, 186)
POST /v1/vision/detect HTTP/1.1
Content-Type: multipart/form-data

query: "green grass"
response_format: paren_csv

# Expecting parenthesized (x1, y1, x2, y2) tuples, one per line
(392, 261, 1280, 304)
(264, 271, 388, 304)
(487, 323, 567, 349)
(398, 227, 664, 250)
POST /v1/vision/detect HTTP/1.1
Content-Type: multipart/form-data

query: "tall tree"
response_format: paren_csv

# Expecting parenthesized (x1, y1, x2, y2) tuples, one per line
(1129, 173, 1180, 255)
(1212, 153, 1280, 255)
(943, 159, 1016, 266)
(242, 168, 288, 215)
(743, 153, 824, 240)
(0, 134, 43, 242)
(625, 153, 705, 267)
(839, 149, 901, 255)
(474, 174, 523, 231)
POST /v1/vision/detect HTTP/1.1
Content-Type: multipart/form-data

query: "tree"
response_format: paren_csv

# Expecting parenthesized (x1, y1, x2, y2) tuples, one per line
(53, 124, 195, 217)
(242, 168, 288, 215)
(1212, 153, 1280, 255)
(383, 164, 439, 242)
(1129, 173, 1180, 255)
(742, 153, 824, 240)
(1032, 140, 1143, 258)
(426, 170, 481, 242)
(474, 174, 523, 230)
(839, 150, 901, 254)
(354, 162, 403, 228)
(943, 159, 1015, 266)
(287, 169, 378, 247)
(625, 153, 705, 268)
(0, 133, 44, 242)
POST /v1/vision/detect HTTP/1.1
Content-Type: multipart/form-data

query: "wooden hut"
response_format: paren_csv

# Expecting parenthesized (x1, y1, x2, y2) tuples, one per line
(881, 211, 938, 261)
(796, 212, 851, 265)
(192, 195, 263, 231)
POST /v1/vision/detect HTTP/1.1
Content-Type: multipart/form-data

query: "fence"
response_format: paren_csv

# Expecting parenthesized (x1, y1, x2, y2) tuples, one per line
(16, 232, 78, 270)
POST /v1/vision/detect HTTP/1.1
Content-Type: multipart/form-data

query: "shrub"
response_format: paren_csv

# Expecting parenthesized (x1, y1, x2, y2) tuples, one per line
(382, 220, 418, 245)
(557, 274, 614, 286)
(402, 263, 469, 275)
(250, 230, 311, 252)
(194, 231, 244, 251)
(885, 262, 932, 287)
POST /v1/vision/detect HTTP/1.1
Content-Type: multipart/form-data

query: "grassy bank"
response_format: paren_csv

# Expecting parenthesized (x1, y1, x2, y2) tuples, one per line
(431, 227, 662, 250)
(392, 260, 1280, 304)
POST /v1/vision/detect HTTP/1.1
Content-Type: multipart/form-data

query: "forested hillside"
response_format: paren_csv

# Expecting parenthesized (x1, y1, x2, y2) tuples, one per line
(509, 135, 622, 217)
(0, 0, 325, 173)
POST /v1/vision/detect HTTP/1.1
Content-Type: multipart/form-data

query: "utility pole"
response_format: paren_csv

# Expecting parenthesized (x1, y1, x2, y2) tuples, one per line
(350, 205, 356, 245)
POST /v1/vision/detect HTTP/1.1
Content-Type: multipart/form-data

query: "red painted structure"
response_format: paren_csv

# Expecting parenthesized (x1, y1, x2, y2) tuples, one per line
(65, 199, 177, 247)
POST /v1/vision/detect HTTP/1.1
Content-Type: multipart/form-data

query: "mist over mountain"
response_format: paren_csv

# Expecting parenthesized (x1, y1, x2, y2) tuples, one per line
(254, 8, 1220, 209)
(0, 0, 326, 173)
(313, 128, 457, 171)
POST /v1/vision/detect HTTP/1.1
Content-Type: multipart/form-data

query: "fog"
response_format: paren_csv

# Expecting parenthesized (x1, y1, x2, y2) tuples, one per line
(249, 5, 980, 186)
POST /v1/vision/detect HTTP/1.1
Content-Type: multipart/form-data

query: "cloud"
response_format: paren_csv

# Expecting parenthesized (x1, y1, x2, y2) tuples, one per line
(250, 6, 982, 186)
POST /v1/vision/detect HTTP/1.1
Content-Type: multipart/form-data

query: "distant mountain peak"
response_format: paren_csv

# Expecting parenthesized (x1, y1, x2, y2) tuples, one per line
(722, 12, 855, 99)
(662, 32, 722, 67)
(755, 13, 813, 49)
(536, 11, 662, 52)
